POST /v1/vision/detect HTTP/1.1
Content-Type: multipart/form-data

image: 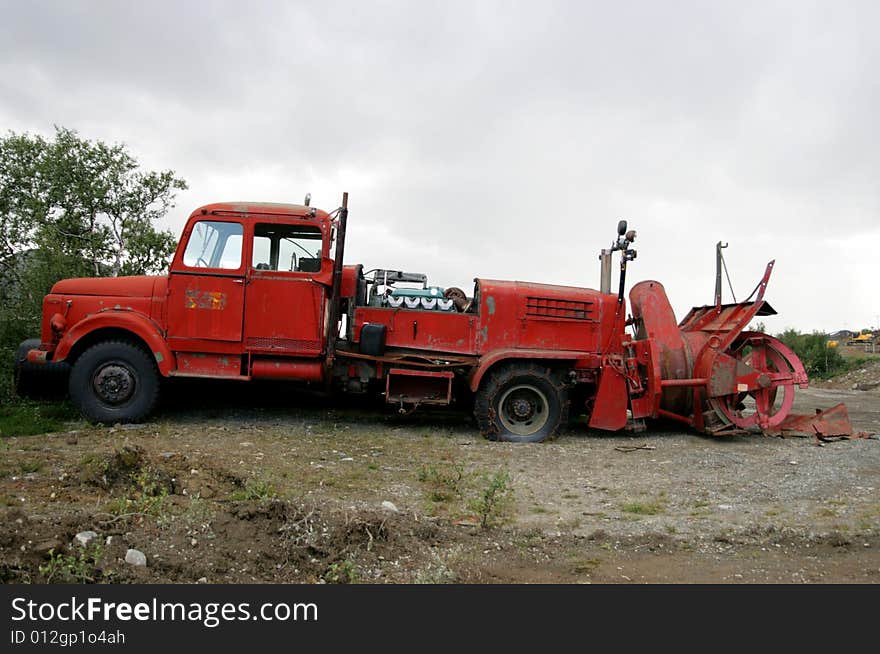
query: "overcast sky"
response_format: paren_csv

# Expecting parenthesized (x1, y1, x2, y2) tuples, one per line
(1, 1, 877, 332)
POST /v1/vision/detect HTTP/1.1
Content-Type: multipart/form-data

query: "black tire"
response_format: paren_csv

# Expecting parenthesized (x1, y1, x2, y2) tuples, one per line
(13, 338, 71, 400)
(68, 341, 160, 424)
(474, 363, 568, 443)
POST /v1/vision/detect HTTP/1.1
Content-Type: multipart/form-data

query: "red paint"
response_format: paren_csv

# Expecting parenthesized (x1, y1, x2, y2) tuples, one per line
(251, 359, 323, 381)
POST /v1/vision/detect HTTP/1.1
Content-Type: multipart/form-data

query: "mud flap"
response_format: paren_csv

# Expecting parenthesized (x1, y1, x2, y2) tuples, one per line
(588, 365, 629, 431)
(767, 403, 873, 439)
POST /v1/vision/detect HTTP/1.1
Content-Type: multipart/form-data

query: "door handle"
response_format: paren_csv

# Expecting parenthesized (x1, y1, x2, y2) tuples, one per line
(232, 279, 244, 285)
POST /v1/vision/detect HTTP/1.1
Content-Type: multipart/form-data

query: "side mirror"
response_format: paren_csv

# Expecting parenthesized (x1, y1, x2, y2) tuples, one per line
(617, 220, 627, 236)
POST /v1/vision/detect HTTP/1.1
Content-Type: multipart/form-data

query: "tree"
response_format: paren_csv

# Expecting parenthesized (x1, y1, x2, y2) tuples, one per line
(0, 126, 187, 399)
(775, 328, 844, 378)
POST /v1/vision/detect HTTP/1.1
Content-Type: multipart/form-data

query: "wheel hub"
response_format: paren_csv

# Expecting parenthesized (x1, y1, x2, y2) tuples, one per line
(510, 397, 535, 420)
(93, 364, 135, 405)
(498, 384, 550, 436)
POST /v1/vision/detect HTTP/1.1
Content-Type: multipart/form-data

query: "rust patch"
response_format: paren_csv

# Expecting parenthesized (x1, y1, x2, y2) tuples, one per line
(185, 289, 227, 310)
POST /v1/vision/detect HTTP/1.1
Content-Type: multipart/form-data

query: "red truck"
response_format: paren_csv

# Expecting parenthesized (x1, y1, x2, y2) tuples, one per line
(15, 193, 852, 442)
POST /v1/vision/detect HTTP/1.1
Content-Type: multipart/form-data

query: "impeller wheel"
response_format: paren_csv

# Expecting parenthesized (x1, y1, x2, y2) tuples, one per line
(709, 332, 804, 431)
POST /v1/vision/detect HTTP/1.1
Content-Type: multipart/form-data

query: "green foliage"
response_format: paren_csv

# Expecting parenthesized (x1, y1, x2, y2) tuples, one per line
(0, 401, 79, 437)
(0, 127, 186, 400)
(323, 559, 358, 584)
(776, 329, 845, 378)
(468, 468, 512, 529)
(39, 543, 104, 583)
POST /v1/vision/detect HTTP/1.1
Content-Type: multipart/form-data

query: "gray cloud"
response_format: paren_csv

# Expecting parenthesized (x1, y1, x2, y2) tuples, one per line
(1, 0, 878, 331)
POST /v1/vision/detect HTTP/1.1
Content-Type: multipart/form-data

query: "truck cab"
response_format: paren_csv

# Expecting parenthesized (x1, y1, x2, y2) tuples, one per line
(20, 202, 338, 424)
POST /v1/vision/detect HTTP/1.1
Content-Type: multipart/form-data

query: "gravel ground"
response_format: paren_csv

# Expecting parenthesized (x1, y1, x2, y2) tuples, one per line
(1, 384, 877, 583)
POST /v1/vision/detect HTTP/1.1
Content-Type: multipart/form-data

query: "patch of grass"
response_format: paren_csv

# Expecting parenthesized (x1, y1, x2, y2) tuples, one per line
(558, 517, 583, 531)
(231, 478, 278, 501)
(18, 460, 42, 474)
(572, 558, 601, 574)
(816, 507, 838, 518)
(621, 501, 664, 516)
(417, 461, 464, 504)
(0, 401, 79, 437)
(529, 505, 549, 514)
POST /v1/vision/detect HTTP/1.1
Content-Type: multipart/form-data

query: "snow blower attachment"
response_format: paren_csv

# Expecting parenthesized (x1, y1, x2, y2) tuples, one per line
(626, 246, 861, 439)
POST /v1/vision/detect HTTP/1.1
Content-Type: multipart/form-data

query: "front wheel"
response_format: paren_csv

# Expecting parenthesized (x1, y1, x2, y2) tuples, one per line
(474, 363, 568, 443)
(69, 341, 160, 424)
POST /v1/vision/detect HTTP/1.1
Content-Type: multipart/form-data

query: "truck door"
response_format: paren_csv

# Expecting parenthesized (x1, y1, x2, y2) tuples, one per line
(167, 219, 247, 344)
(244, 221, 328, 356)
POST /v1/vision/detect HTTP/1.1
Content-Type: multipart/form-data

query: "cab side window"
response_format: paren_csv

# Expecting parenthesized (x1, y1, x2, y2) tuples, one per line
(183, 221, 244, 269)
(252, 223, 323, 272)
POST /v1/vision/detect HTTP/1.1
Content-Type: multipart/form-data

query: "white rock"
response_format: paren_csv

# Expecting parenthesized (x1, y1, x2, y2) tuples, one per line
(381, 500, 399, 513)
(75, 531, 98, 547)
(125, 549, 147, 567)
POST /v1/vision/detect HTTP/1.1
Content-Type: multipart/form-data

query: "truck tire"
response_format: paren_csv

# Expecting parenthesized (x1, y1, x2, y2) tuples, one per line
(474, 363, 568, 443)
(13, 338, 71, 400)
(68, 341, 160, 424)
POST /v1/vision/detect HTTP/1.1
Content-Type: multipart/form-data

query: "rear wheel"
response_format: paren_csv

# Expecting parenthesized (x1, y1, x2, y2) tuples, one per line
(474, 363, 568, 443)
(69, 341, 160, 424)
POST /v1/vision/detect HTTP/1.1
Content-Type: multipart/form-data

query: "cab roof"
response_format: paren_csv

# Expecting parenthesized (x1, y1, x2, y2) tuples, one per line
(191, 202, 332, 220)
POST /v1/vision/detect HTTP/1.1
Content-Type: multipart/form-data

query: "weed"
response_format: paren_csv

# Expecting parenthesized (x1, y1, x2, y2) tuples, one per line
(417, 461, 464, 503)
(323, 559, 357, 584)
(414, 551, 458, 584)
(468, 468, 512, 529)
(572, 558, 601, 574)
(104, 466, 171, 517)
(18, 460, 42, 474)
(39, 543, 104, 583)
(231, 478, 278, 501)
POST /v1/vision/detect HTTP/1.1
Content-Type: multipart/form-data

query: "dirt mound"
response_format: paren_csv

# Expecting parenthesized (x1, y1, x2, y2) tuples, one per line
(818, 359, 880, 390)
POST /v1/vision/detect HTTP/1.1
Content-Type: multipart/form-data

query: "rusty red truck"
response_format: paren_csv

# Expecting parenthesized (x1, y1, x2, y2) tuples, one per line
(14, 193, 855, 442)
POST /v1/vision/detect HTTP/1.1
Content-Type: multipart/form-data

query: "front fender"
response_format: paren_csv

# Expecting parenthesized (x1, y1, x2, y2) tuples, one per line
(54, 309, 175, 376)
